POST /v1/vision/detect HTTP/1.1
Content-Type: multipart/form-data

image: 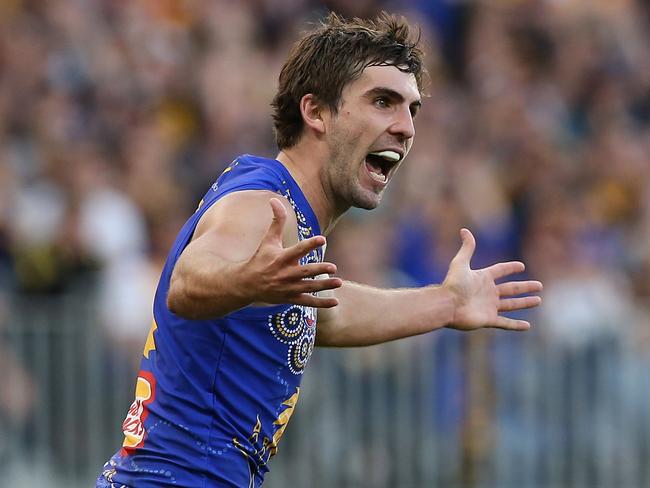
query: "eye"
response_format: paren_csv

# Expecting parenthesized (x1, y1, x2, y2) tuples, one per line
(374, 97, 390, 109)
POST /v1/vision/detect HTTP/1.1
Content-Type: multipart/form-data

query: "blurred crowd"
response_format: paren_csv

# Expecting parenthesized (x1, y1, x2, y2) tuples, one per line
(0, 0, 649, 483)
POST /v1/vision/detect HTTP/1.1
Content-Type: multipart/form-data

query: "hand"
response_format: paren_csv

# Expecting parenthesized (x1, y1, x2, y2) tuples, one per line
(442, 228, 542, 331)
(242, 198, 342, 308)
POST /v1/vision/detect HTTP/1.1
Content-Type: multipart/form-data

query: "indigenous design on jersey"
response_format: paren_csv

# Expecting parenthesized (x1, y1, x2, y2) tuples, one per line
(98, 458, 122, 488)
(283, 188, 314, 243)
(268, 305, 317, 374)
(289, 325, 316, 374)
(233, 388, 300, 487)
(270, 306, 304, 343)
(266, 188, 320, 375)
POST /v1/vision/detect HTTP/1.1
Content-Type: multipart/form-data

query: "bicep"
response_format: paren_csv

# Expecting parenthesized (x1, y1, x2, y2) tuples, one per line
(183, 190, 297, 264)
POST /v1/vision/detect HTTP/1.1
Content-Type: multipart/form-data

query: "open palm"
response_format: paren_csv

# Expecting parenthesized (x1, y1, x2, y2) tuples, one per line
(442, 229, 542, 331)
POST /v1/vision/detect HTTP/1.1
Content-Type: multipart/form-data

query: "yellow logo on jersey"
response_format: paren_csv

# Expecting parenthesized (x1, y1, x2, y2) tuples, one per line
(121, 371, 156, 453)
(233, 387, 301, 483)
(143, 320, 158, 359)
(271, 388, 300, 455)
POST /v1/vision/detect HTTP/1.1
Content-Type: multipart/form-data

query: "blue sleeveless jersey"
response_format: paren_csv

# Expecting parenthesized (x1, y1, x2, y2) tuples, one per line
(98, 155, 323, 487)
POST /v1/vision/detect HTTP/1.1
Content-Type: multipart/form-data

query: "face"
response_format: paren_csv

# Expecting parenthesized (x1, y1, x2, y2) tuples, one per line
(323, 65, 421, 210)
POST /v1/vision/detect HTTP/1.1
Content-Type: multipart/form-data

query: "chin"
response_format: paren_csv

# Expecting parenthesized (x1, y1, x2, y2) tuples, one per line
(353, 200, 379, 210)
(350, 189, 382, 210)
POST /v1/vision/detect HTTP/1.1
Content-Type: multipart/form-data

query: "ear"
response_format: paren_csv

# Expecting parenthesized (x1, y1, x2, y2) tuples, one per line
(299, 94, 326, 135)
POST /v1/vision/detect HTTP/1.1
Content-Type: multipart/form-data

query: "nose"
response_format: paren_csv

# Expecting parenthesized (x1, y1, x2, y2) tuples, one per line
(388, 105, 415, 141)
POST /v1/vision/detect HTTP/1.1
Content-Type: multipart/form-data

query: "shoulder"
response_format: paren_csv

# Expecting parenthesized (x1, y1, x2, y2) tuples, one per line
(210, 155, 288, 194)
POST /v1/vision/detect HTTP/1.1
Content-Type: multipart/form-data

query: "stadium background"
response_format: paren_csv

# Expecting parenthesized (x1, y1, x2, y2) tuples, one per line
(0, 0, 649, 486)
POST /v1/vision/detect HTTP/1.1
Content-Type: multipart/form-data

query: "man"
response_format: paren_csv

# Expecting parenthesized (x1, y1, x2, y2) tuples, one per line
(98, 12, 542, 488)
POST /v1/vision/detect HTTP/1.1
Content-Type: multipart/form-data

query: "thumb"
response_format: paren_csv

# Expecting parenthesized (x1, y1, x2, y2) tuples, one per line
(265, 197, 287, 244)
(451, 228, 476, 269)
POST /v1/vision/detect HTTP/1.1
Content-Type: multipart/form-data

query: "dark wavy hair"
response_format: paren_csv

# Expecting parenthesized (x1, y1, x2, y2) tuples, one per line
(271, 12, 426, 149)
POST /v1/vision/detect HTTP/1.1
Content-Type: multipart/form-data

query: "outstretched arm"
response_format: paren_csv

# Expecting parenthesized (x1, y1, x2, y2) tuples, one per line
(315, 228, 542, 347)
(167, 194, 342, 320)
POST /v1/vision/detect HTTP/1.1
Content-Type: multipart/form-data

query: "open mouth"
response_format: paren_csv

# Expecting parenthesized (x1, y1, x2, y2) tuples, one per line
(365, 150, 401, 184)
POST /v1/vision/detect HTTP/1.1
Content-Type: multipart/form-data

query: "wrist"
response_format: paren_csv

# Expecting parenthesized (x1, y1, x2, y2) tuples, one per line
(411, 285, 456, 333)
(227, 260, 257, 307)
(434, 284, 459, 328)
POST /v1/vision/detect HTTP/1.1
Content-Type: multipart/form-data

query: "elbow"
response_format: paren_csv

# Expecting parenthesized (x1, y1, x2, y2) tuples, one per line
(166, 278, 200, 320)
(166, 275, 228, 321)
(166, 281, 187, 317)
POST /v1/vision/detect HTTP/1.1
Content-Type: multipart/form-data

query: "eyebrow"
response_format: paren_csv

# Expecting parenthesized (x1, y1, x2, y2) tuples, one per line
(364, 86, 422, 113)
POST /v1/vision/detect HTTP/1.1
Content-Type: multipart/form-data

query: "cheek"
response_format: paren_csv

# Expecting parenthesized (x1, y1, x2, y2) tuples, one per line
(331, 125, 363, 156)
(328, 119, 350, 145)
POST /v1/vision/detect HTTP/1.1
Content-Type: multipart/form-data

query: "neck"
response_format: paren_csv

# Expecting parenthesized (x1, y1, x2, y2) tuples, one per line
(276, 145, 346, 235)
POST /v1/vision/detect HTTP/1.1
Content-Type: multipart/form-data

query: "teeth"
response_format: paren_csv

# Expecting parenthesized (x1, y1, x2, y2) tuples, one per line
(369, 150, 400, 162)
(368, 171, 387, 183)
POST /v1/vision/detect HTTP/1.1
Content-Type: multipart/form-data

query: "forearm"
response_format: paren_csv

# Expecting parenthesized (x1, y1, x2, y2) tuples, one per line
(316, 281, 456, 347)
(167, 252, 252, 320)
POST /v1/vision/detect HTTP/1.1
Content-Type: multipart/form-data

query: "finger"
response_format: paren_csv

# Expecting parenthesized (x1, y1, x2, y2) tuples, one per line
(287, 277, 343, 295)
(282, 235, 327, 263)
(265, 198, 287, 243)
(498, 296, 542, 312)
(451, 228, 476, 268)
(288, 293, 339, 309)
(287, 262, 338, 280)
(489, 316, 531, 331)
(485, 261, 525, 280)
(498, 280, 543, 297)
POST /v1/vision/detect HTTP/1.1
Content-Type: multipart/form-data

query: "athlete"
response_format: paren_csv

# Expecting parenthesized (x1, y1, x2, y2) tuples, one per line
(97, 12, 542, 487)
